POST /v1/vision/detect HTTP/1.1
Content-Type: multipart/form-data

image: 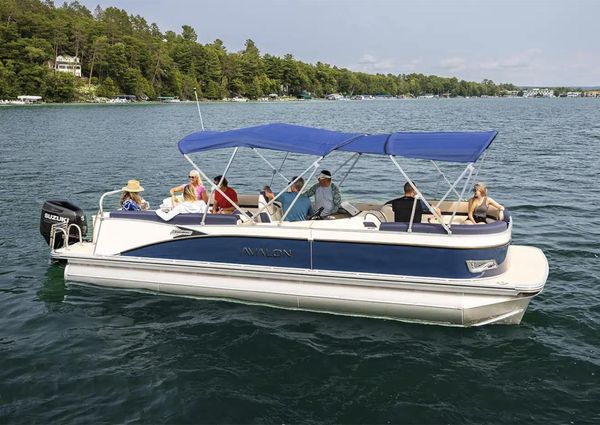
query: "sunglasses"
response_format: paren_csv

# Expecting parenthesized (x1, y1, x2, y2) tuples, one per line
(188, 175, 196, 179)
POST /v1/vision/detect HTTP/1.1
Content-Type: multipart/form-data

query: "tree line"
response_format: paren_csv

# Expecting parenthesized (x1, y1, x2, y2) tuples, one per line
(0, 0, 518, 102)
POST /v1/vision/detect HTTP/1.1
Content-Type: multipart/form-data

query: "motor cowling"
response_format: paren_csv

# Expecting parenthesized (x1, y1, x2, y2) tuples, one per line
(40, 200, 87, 249)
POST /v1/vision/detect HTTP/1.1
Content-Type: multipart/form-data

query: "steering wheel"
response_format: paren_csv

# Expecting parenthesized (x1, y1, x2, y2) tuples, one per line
(308, 207, 324, 221)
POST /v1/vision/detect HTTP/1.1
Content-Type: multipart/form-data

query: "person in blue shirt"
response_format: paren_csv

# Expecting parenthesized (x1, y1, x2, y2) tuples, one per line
(265, 177, 312, 222)
(119, 179, 149, 211)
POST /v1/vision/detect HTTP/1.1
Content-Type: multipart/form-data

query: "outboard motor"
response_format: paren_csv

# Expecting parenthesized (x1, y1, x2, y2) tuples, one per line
(40, 200, 87, 249)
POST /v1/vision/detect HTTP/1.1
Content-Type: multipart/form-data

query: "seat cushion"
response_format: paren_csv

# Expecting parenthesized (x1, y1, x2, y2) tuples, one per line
(380, 220, 507, 235)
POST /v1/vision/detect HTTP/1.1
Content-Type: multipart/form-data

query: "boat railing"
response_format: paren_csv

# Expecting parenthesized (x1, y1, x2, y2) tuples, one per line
(98, 189, 122, 215)
(94, 189, 121, 225)
(92, 189, 122, 249)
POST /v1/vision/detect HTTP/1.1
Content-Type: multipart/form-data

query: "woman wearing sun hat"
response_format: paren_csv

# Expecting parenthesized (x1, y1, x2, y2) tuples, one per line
(119, 179, 149, 211)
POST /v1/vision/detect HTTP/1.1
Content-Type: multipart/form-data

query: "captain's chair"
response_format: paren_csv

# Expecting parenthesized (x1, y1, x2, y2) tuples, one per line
(258, 191, 282, 223)
(380, 204, 394, 222)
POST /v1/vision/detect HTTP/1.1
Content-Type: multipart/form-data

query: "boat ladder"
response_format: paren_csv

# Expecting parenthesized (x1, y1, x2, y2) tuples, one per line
(49, 222, 83, 251)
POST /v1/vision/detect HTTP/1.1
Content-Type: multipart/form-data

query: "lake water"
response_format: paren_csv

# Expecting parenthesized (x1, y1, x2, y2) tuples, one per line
(0, 99, 599, 423)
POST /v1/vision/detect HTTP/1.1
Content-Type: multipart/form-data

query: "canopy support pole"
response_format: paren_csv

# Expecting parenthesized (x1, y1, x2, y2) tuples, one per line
(184, 152, 245, 226)
(449, 164, 474, 227)
(193, 88, 205, 131)
(209, 147, 240, 222)
(407, 196, 419, 233)
(337, 153, 361, 189)
(431, 161, 461, 199)
(252, 148, 289, 185)
(473, 150, 487, 182)
(332, 152, 359, 177)
(220, 147, 239, 185)
(248, 157, 323, 224)
(280, 164, 320, 222)
(270, 152, 289, 187)
(434, 163, 473, 208)
(389, 155, 451, 235)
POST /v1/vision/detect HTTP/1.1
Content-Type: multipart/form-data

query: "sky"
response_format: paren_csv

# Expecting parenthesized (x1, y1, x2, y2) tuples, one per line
(77, 0, 600, 86)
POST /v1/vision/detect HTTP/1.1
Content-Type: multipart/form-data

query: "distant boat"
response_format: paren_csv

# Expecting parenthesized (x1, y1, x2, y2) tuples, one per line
(326, 93, 344, 100)
(231, 96, 248, 102)
(109, 95, 136, 103)
(9, 95, 43, 105)
(157, 96, 181, 103)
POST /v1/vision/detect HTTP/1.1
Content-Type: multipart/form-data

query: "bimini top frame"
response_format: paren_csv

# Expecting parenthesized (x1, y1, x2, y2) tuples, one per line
(178, 123, 498, 233)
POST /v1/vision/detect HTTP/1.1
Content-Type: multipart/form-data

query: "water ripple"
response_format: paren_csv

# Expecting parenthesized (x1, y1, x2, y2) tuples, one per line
(1, 99, 599, 423)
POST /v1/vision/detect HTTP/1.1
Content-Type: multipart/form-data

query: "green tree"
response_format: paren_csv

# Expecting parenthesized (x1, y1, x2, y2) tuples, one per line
(45, 71, 76, 102)
(181, 25, 197, 42)
(204, 80, 221, 99)
(106, 42, 128, 82)
(240, 39, 263, 87)
(122, 67, 150, 97)
(17, 65, 48, 95)
(0, 0, 516, 102)
(97, 76, 118, 98)
(88, 35, 108, 85)
(0, 61, 18, 98)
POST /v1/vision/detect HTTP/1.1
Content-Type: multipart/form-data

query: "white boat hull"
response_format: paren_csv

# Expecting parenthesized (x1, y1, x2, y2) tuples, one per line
(61, 245, 547, 327)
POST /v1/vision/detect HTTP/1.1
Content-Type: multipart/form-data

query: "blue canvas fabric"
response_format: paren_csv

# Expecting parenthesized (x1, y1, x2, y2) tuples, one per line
(178, 123, 363, 157)
(178, 123, 497, 163)
(385, 131, 497, 162)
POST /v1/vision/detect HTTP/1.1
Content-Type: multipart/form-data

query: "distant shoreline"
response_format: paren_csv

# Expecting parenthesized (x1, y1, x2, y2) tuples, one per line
(1, 96, 598, 108)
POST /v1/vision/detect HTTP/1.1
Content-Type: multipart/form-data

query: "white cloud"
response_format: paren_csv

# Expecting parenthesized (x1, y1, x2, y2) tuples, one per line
(440, 56, 467, 72)
(439, 57, 466, 72)
(358, 54, 377, 65)
(479, 49, 542, 71)
(400, 58, 421, 72)
(350, 54, 397, 73)
(349, 55, 423, 74)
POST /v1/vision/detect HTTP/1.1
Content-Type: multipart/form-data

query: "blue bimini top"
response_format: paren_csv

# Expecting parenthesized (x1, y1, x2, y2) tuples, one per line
(178, 123, 497, 163)
(178, 123, 363, 157)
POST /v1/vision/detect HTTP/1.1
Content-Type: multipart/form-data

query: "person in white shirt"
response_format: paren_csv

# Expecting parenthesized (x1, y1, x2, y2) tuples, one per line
(303, 170, 341, 216)
(156, 184, 206, 221)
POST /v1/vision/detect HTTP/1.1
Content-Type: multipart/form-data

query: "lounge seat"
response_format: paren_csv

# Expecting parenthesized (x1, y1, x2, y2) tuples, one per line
(380, 220, 508, 235)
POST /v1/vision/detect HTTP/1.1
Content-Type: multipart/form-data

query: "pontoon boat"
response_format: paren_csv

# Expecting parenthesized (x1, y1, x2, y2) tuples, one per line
(41, 123, 548, 326)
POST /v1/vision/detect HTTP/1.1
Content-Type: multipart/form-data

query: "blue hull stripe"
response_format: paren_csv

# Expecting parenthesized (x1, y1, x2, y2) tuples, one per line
(122, 236, 508, 279)
(124, 237, 311, 269)
(312, 240, 507, 278)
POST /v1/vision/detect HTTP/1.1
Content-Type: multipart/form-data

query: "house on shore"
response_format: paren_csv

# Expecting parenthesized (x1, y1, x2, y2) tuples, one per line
(52, 55, 82, 77)
(522, 88, 555, 98)
(17, 95, 43, 104)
